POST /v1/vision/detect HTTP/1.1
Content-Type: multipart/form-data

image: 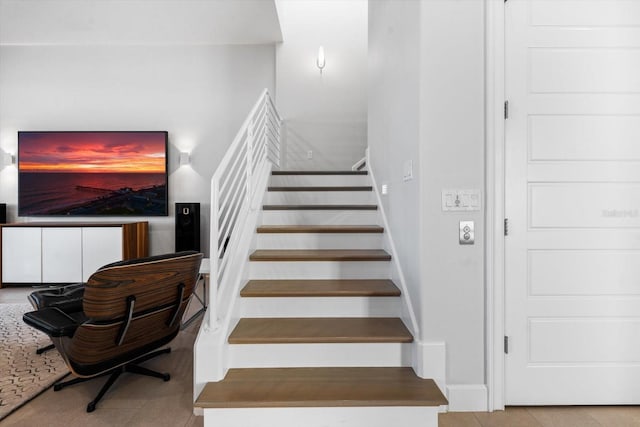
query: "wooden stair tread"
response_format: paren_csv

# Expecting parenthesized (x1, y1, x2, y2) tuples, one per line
(195, 367, 447, 408)
(256, 225, 384, 234)
(268, 186, 372, 192)
(241, 279, 401, 297)
(272, 171, 368, 176)
(228, 317, 413, 344)
(263, 204, 378, 210)
(249, 249, 391, 262)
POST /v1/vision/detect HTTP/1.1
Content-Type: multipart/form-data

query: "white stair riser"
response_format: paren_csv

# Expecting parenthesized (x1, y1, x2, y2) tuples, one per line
(256, 233, 382, 250)
(203, 407, 439, 427)
(261, 210, 379, 225)
(249, 261, 390, 279)
(270, 175, 370, 187)
(228, 343, 412, 369)
(264, 191, 375, 205)
(240, 297, 401, 318)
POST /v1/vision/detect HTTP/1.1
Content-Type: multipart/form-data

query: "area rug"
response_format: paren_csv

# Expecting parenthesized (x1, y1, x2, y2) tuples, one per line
(0, 303, 69, 420)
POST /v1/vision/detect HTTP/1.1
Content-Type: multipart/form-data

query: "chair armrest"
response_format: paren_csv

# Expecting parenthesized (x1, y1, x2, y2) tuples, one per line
(23, 307, 80, 338)
(28, 283, 85, 313)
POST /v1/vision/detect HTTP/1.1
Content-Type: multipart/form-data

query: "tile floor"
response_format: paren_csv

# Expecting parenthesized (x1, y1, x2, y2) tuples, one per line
(3, 287, 640, 426)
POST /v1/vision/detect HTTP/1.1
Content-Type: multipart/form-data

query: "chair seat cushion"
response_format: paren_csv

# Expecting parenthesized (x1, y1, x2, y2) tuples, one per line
(23, 307, 81, 337)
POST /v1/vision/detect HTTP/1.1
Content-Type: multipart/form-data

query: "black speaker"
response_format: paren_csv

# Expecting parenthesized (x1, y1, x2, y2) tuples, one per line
(175, 202, 200, 252)
(0, 203, 6, 224)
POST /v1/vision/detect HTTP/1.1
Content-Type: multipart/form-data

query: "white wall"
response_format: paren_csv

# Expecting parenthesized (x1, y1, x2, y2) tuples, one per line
(369, 0, 486, 395)
(0, 44, 275, 256)
(275, 0, 367, 170)
(368, 0, 423, 336)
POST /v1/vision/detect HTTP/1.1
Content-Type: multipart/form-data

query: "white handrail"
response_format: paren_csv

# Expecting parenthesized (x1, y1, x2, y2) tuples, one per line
(208, 89, 281, 329)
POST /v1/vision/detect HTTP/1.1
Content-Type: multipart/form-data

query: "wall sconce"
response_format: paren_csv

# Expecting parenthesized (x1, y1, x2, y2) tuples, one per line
(2, 152, 14, 168)
(316, 46, 326, 74)
(179, 152, 190, 166)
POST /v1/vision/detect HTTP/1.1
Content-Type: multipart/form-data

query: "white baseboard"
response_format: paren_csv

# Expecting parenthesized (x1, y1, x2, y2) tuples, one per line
(446, 384, 488, 412)
(413, 341, 446, 393)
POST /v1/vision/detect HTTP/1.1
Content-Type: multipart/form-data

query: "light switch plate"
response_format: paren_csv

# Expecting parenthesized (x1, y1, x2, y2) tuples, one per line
(459, 220, 474, 245)
(442, 189, 482, 211)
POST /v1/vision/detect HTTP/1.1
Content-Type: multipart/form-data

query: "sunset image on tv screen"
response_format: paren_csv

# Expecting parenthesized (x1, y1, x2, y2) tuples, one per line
(18, 131, 168, 216)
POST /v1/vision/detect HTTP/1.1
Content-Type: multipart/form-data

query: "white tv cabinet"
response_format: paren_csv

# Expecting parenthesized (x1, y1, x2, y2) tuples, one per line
(0, 222, 148, 287)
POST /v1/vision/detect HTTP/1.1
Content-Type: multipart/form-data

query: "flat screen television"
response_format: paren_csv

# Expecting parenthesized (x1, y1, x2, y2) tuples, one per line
(18, 131, 168, 216)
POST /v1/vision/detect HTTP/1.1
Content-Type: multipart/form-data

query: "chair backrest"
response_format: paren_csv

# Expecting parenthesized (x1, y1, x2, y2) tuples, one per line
(64, 251, 203, 376)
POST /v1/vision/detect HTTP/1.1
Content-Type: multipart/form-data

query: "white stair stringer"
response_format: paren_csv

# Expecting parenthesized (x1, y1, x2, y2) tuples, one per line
(193, 159, 272, 394)
(365, 154, 445, 390)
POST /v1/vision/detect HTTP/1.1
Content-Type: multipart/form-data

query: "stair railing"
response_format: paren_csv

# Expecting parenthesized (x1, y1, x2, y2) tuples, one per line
(208, 89, 281, 329)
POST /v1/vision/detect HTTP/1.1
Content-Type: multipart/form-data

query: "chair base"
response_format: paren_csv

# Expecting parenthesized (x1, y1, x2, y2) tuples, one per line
(53, 347, 172, 412)
(36, 343, 55, 354)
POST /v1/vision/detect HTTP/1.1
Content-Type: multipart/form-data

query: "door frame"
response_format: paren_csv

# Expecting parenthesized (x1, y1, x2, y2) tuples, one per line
(485, 0, 506, 411)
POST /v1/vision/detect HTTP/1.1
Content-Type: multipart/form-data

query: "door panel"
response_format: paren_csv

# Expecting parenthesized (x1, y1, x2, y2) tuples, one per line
(529, 115, 640, 161)
(531, 0, 640, 27)
(529, 250, 640, 296)
(505, 0, 640, 404)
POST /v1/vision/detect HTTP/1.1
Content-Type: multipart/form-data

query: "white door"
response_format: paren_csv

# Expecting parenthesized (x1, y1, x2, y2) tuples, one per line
(505, 0, 640, 404)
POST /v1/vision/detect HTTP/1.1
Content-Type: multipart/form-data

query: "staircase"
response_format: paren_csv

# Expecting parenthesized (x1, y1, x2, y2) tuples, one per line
(195, 170, 446, 427)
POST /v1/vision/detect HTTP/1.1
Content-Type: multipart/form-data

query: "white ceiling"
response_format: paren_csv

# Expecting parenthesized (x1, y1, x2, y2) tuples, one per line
(0, 0, 283, 45)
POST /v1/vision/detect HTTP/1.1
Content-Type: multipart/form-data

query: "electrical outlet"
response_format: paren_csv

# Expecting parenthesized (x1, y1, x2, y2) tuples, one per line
(307, 150, 313, 159)
(381, 184, 388, 195)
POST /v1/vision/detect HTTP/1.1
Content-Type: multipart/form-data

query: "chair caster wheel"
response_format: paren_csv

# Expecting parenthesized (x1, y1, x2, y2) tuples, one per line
(87, 402, 96, 413)
(53, 384, 63, 392)
(163, 373, 170, 382)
